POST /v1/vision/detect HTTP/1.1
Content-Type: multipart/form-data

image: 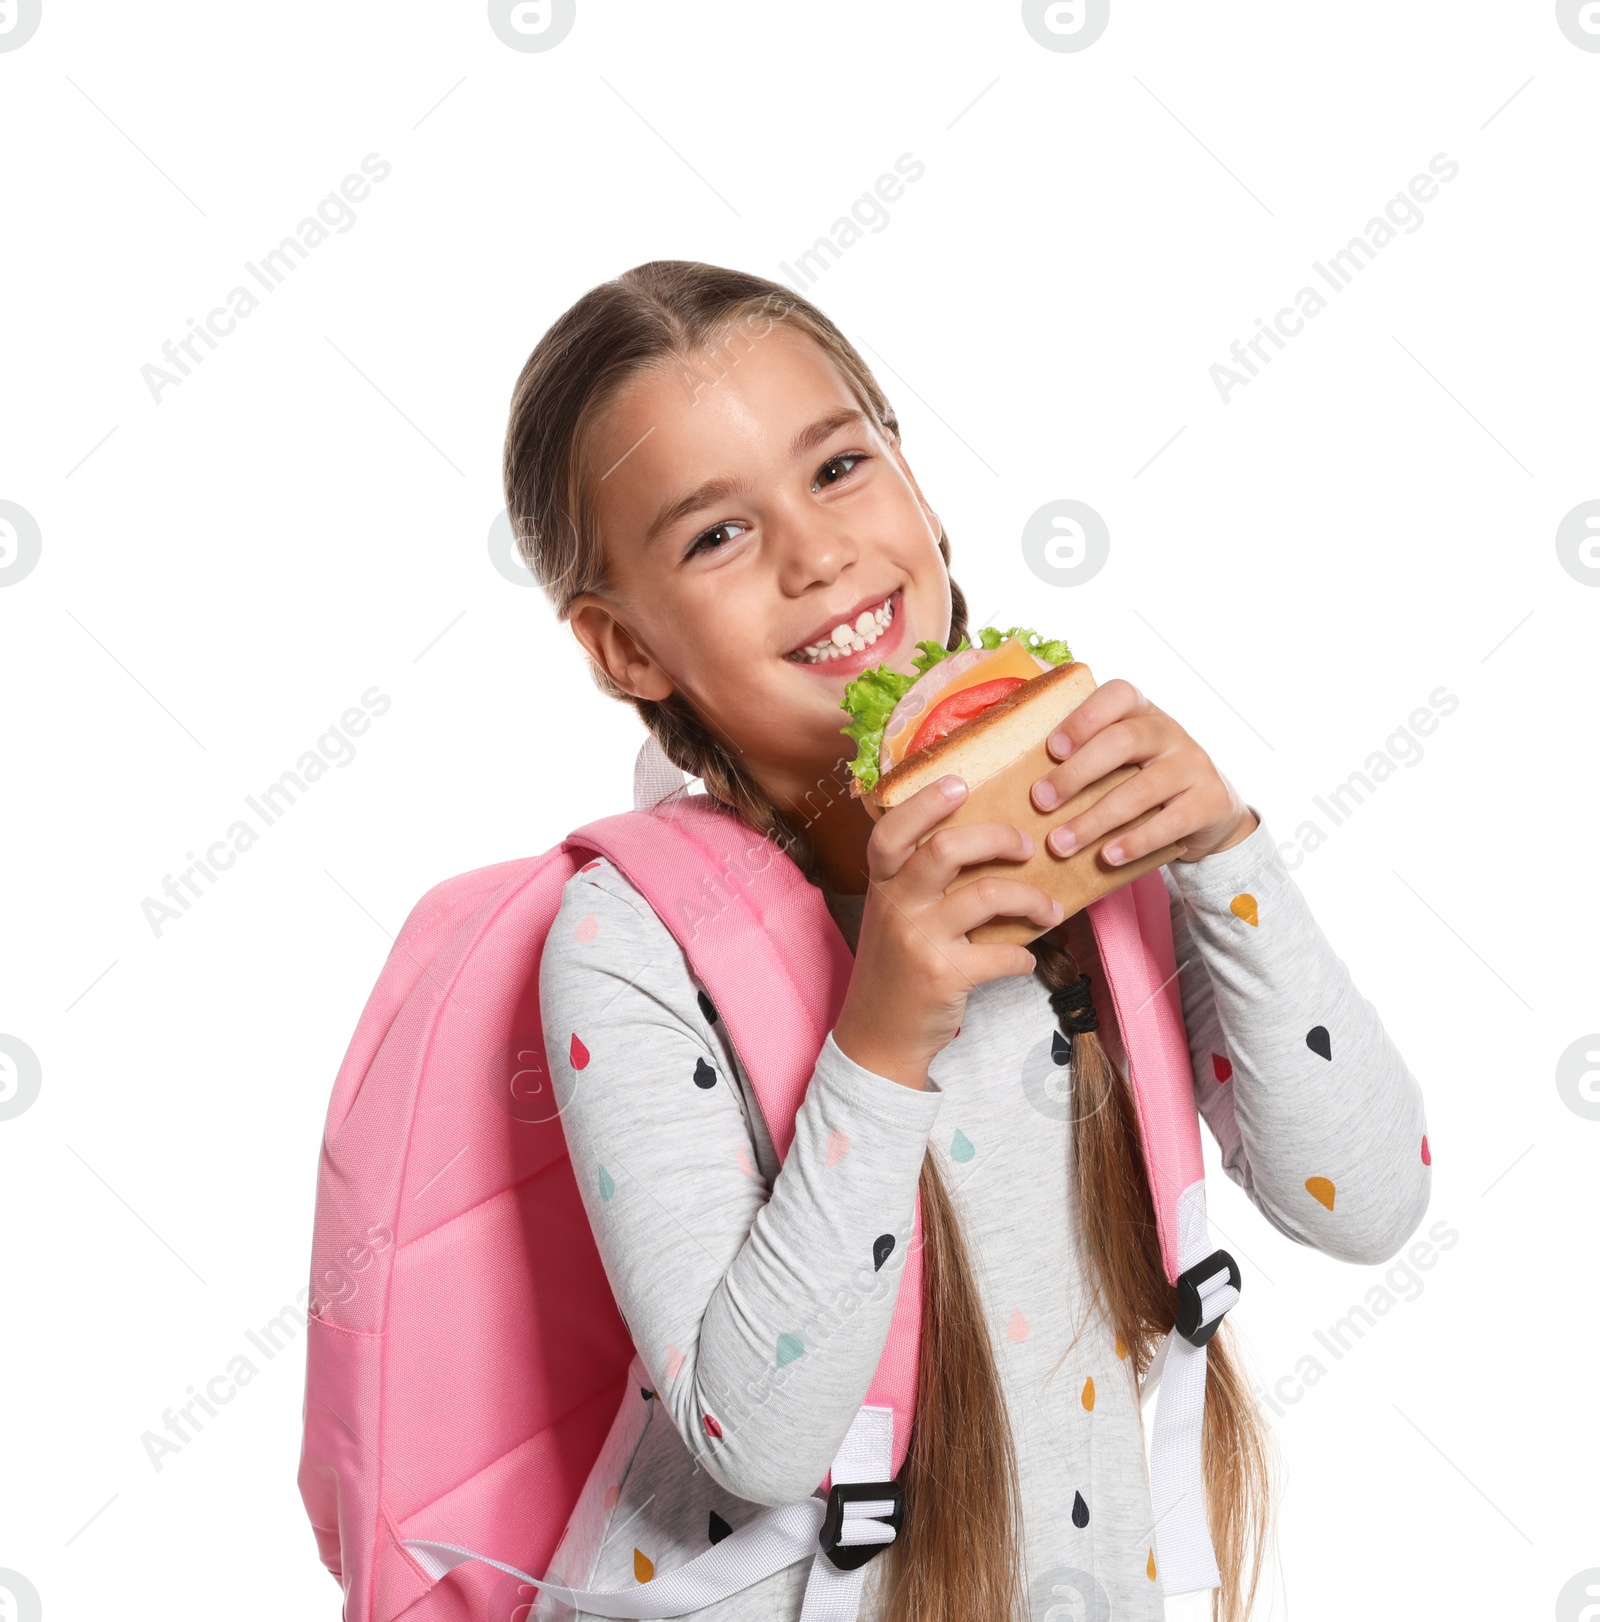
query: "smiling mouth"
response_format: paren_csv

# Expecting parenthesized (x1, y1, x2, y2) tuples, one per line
(785, 589, 900, 664)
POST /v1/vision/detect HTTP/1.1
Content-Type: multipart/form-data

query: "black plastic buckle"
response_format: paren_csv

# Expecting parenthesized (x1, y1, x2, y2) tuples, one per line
(1175, 1248, 1241, 1347)
(818, 1479, 904, 1571)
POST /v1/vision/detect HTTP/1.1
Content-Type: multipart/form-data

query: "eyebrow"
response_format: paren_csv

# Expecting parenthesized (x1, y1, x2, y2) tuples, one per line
(642, 407, 872, 551)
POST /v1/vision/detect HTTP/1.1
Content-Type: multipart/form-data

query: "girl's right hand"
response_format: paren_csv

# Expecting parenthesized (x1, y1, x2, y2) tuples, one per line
(831, 774, 1062, 1089)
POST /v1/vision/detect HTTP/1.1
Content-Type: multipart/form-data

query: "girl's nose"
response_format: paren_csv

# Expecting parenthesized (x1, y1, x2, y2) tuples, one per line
(773, 507, 859, 595)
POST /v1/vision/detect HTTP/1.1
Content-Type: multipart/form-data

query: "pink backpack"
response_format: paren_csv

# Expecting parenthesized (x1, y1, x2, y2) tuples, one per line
(297, 789, 1239, 1619)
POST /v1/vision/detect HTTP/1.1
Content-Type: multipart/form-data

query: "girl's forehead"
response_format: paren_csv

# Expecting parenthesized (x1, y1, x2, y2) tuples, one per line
(605, 325, 857, 455)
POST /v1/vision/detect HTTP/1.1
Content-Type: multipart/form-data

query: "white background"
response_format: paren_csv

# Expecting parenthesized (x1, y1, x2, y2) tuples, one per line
(2, 3, 1597, 1618)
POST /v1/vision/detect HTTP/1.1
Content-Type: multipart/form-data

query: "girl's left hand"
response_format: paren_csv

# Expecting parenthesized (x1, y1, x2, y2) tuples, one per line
(1030, 678, 1257, 865)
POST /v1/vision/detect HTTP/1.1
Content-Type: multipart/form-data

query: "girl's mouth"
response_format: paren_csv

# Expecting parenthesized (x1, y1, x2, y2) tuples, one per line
(784, 587, 905, 676)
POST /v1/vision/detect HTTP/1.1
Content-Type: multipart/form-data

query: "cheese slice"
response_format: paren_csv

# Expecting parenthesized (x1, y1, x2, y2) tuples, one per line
(879, 637, 1054, 774)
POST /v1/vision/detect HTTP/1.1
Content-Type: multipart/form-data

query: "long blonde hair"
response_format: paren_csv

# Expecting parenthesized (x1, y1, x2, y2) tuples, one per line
(505, 260, 1277, 1622)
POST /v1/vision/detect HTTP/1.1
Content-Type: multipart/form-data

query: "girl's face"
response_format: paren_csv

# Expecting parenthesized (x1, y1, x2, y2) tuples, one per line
(570, 322, 953, 809)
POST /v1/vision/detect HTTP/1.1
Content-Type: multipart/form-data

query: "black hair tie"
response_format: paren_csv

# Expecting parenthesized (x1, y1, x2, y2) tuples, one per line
(1049, 973, 1100, 1036)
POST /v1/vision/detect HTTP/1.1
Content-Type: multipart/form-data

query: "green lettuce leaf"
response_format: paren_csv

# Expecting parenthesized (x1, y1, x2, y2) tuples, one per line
(839, 626, 1074, 792)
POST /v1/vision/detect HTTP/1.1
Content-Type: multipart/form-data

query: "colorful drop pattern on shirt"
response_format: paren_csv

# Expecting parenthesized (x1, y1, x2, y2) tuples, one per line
(630, 1505, 741, 1589)
(563, 861, 1428, 1600)
(1220, 891, 1435, 1216)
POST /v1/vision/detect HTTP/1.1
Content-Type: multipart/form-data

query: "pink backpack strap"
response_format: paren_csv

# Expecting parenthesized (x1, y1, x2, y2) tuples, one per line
(1086, 870, 1203, 1283)
(566, 795, 924, 1490)
(1088, 868, 1240, 1598)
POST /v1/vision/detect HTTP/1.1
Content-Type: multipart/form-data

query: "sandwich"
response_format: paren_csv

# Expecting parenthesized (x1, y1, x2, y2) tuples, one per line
(838, 626, 1187, 942)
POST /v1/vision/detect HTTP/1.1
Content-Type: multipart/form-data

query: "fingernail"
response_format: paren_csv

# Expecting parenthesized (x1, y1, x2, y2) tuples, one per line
(1033, 779, 1058, 811)
(937, 774, 966, 799)
(1048, 730, 1073, 758)
(1051, 898, 1064, 919)
(1103, 843, 1124, 865)
(1019, 830, 1035, 856)
(1050, 827, 1077, 856)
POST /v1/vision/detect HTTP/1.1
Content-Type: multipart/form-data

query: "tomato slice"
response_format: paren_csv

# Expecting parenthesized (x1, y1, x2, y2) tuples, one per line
(906, 676, 1028, 758)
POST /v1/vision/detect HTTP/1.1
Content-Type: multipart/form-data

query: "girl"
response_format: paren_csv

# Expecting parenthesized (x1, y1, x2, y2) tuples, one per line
(508, 261, 1431, 1622)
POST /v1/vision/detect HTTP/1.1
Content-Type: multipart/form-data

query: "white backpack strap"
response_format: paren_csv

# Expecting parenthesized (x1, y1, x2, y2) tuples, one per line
(402, 1404, 902, 1620)
(1139, 1181, 1240, 1596)
(406, 1504, 819, 1619)
(798, 1405, 901, 1622)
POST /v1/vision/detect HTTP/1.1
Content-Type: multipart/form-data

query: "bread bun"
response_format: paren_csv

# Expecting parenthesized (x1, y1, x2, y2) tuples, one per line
(859, 661, 1187, 941)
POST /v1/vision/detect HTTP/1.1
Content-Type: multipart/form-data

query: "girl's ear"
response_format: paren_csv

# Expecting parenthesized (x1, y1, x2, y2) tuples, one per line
(568, 593, 675, 702)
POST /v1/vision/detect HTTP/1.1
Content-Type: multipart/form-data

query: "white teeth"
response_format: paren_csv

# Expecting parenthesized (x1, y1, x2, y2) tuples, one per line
(792, 592, 897, 663)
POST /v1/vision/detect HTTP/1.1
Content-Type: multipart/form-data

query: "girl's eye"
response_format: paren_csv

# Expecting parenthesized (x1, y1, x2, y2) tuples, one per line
(815, 451, 869, 490)
(684, 520, 748, 560)
(681, 453, 868, 559)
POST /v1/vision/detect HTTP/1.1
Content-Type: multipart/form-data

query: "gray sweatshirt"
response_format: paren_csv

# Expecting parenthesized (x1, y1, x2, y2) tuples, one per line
(530, 809, 1431, 1620)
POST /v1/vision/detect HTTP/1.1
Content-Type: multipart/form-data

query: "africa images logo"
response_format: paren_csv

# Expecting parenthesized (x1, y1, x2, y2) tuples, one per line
(1209, 155, 1460, 405)
(0, 501, 43, 586)
(1021, 0, 1110, 53)
(139, 156, 392, 405)
(488, 0, 576, 51)
(0, 1571, 42, 1622)
(0, 0, 42, 51)
(1556, 0, 1600, 50)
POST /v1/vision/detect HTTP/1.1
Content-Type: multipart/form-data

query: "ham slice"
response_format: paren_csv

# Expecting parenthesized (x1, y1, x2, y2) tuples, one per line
(879, 639, 1055, 774)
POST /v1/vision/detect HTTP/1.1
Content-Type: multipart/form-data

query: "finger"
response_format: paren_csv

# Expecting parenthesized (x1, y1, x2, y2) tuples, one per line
(1098, 792, 1203, 866)
(1032, 715, 1167, 813)
(901, 819, 1037, 903)
(867, 774, 971, 881)
(939, 874, 1064, 939)
(954, 941, 1047, 987)
(1044, 758, 1180, 857)
(1042, 678, 1150, 763)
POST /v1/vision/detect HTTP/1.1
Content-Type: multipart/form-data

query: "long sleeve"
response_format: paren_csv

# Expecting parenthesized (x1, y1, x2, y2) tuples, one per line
(540, 859, 945, 1509)
(1161, 807, 1432, 1265)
